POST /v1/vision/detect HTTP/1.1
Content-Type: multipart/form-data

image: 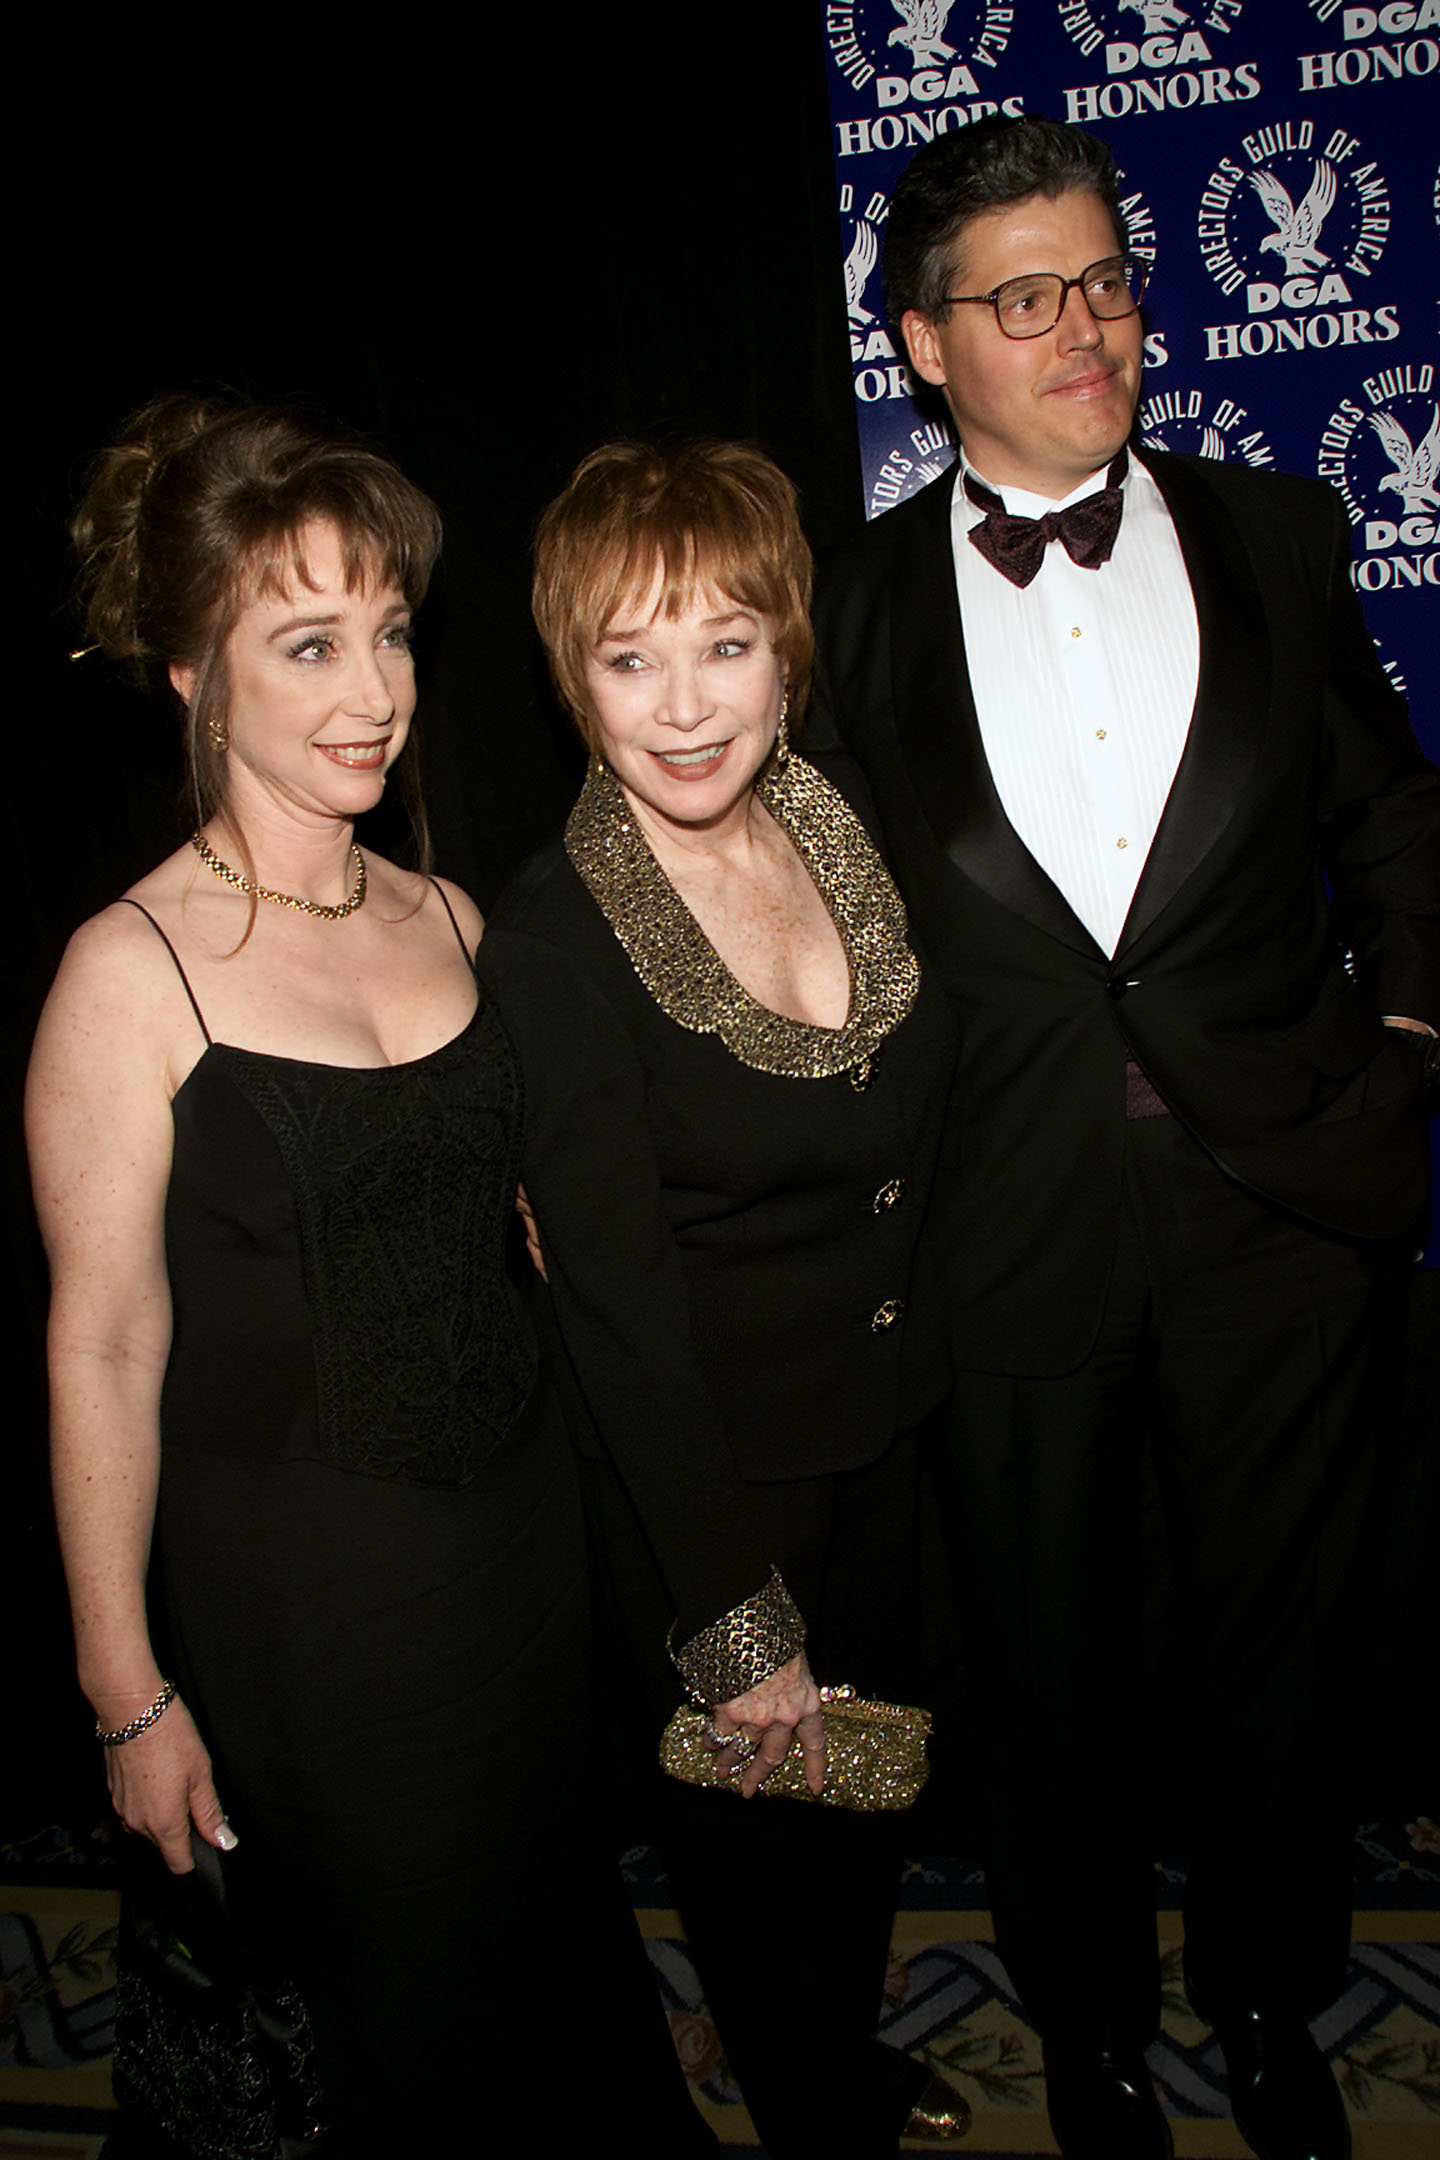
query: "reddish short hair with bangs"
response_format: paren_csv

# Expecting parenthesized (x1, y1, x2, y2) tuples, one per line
(531, 440, 814, 755)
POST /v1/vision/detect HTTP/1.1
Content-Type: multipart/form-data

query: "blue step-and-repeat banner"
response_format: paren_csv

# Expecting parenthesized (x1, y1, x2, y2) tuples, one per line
(819, 0, 1438, 763)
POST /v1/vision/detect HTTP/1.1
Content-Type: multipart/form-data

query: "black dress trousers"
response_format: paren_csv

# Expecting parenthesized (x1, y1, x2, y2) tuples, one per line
(927, 1108, 1407, 2051)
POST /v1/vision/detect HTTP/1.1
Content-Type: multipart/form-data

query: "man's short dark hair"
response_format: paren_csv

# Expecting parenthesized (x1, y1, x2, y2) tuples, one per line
(883, 114, 1127, 324)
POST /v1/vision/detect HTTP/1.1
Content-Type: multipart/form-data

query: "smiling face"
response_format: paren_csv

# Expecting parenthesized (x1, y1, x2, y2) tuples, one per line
(901, 188, 1143, 500)
(173, 518, 416, 828)
(583, 575, 786, 842)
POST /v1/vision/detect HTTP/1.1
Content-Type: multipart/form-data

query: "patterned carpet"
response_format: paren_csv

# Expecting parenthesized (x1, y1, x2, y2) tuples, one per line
(3, 1821, 1436, 2157)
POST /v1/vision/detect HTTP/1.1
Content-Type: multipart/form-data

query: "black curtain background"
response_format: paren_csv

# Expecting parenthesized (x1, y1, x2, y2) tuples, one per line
(9, 11, 1432, 1838)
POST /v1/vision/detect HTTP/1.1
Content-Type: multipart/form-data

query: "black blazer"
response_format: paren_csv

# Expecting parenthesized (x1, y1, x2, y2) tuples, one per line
(811, 450, 1439, 1376)
(477, 753, 957, 1637)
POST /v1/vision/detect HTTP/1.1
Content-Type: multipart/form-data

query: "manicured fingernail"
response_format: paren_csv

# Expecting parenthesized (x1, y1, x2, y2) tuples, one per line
(215, 1822, 238, 1850)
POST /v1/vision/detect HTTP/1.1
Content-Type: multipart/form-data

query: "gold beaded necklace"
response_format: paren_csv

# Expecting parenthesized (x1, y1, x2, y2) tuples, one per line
(191, 832, 367, 920)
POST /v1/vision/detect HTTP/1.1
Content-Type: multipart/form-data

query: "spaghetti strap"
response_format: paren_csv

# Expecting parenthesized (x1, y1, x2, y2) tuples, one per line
(119, 898, 213, 1047)
(429, 879, 473, 963)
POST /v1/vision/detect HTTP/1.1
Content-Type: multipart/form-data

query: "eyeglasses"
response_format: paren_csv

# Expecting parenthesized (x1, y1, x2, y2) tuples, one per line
(940, 255, 1148, 340)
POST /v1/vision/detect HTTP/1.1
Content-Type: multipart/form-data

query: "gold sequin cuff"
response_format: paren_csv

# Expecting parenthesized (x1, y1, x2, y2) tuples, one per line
(671, 1569, 807, 1706)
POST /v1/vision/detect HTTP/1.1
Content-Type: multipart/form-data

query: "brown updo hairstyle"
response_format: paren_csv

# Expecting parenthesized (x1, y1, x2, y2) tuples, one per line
(531, 440, 814, 757)
(70, 393, 443, 857)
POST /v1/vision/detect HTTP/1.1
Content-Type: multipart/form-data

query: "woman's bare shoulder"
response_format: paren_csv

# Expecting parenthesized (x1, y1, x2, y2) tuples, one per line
(428, 873, 484, 953)
(54, 881, 184, 1000)
(36, 847, 211, 1076)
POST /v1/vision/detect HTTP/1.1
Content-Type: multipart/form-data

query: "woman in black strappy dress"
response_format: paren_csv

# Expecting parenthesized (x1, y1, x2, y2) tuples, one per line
(25, 398, 709, 2156)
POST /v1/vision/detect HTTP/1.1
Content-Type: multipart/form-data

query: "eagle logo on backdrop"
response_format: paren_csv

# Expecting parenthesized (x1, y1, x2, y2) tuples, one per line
(844, 218, 881, 326)
(826, 0, 1013, 91)
(842, 183, 911, 397)
(1054, 0, 1258, 120)
(1371, 406, 1440, 516)
(1250, 162, 1337, 276)
(1120, 1, 1192, 29)
(1199, 130, 1381, 298)
(887, 0, 958, 69)
(1195, 125, 1395, 362)
(1315, 371, 1438, 601)
(1057, 0, 1249, 62)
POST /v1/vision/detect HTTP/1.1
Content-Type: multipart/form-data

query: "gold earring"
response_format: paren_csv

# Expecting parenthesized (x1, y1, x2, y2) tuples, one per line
(774, 690, 790, 768)
(207, 717, 228, 751)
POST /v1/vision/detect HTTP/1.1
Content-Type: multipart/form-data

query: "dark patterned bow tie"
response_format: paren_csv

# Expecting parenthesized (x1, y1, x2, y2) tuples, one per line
(965, 450, 1128, 588)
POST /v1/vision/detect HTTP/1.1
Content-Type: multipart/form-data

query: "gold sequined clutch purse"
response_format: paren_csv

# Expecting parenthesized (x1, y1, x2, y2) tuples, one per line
(659, 1684, 932, 1812)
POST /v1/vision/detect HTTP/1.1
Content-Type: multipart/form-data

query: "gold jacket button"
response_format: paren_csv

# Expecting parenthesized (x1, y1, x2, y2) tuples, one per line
(871, 1298, 904, 1332)
(872, 1177, 906, 1214)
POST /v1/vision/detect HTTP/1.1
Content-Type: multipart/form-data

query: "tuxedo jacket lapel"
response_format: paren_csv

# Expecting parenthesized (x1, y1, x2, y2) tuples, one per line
(888, 467, 1102, 958)
(1116, 452, 1272, 955)
(887, 453, 1273, 965)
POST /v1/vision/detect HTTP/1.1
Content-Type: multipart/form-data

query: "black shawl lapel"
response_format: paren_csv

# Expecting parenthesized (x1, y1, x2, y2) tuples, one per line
(888, 465, 1102, 957)
(1116, 451, 1272, 957)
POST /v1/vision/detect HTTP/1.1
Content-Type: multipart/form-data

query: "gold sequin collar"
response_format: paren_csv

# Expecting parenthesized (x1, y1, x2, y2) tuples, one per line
(563, 754, 919, 1079)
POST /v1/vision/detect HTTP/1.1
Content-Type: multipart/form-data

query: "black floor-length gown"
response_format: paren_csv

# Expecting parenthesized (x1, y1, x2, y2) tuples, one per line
(130, 903, 707, 2155)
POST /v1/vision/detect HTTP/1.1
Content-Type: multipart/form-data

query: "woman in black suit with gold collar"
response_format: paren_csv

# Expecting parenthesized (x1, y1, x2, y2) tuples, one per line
(475, 441, 963, 2158)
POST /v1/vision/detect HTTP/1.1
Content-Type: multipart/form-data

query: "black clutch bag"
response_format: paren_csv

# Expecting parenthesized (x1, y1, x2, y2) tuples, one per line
(113, 1830, 328, 2159)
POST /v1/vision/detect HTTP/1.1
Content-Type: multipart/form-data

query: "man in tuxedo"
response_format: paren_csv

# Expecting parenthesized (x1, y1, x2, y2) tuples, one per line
(811, 116, 1438, 2160)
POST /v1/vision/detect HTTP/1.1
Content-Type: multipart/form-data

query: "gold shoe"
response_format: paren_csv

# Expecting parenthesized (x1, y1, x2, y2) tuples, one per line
(904, 2071, 972, 2141)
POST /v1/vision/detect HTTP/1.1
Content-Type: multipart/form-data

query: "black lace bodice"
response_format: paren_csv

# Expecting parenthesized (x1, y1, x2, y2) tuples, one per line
(160, 989, 536, 1488)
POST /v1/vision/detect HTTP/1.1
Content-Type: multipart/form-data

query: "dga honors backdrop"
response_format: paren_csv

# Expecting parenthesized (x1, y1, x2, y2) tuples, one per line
(819, 0, 1439, 1255)
(820, 0, 1438, 756)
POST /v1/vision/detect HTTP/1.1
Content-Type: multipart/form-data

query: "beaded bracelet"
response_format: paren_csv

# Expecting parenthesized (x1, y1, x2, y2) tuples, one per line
(96, 1680, 176, 1748)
